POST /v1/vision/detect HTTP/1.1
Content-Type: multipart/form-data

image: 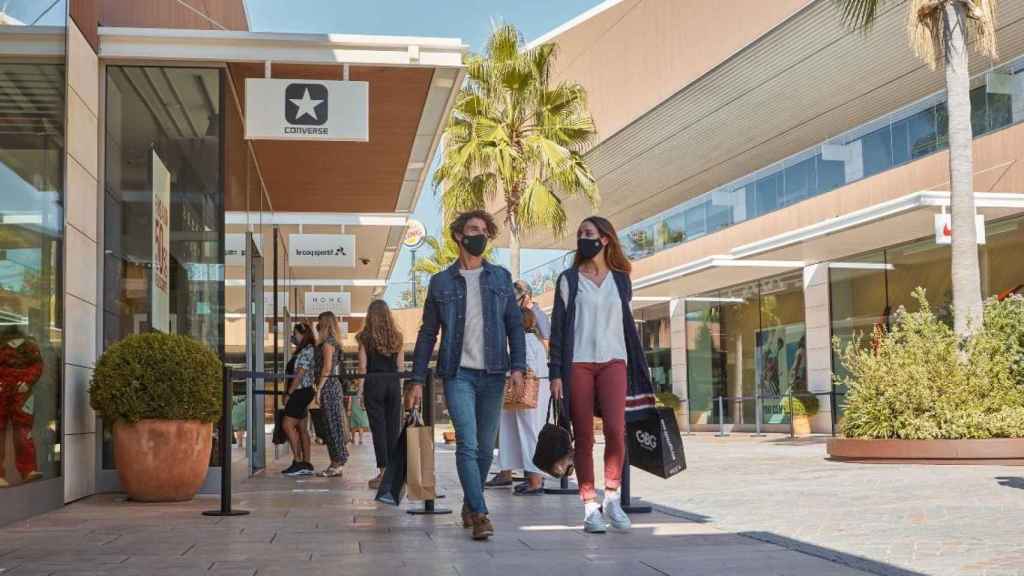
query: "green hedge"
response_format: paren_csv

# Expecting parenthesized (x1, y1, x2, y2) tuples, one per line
(836, 290, 1024, 440)
(90, 332, 222, 424)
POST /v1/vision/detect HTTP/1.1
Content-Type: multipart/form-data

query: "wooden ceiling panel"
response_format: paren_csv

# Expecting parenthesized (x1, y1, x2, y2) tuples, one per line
(98, 0, 249, 31)
(228, 63, 434, 214)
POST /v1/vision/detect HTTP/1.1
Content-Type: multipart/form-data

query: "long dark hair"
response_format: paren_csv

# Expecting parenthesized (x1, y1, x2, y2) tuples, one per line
(572, 216, 632, 274)
(293, 321, 315, 351)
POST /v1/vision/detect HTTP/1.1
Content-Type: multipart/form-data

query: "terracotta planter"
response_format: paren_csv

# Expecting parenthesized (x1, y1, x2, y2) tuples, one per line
(792, 415, 812, 436)
(113, 419, 212, 502)
(827, 437, 1024, 465)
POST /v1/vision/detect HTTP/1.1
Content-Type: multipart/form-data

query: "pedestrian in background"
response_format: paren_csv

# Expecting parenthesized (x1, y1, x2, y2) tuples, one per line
(315, 311, 348, 478)
(356, 299, 404, 490)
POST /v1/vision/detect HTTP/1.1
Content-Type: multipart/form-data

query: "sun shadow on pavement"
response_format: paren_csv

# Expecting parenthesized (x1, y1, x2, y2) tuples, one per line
(739, 531, 929, 576)
(995, 476, 1024, 490)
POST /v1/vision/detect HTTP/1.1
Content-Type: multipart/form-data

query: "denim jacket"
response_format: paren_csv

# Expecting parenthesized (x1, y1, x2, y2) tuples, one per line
(412, 260, 527, 383)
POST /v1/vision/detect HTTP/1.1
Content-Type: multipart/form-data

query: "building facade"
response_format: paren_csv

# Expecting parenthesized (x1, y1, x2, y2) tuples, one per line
(0, 0, 463, 525)
(526, 0, 1024, 433)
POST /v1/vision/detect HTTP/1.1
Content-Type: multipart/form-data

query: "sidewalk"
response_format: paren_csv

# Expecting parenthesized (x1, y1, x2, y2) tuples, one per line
(0, 435, 956, 576)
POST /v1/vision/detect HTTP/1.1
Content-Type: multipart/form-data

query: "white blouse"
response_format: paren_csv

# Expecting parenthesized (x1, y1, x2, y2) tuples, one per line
(561, 274, 627, 364)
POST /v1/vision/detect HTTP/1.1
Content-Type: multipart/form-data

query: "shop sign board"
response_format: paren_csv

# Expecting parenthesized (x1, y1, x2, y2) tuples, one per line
(244, 78, 369, 142)
(304, 291, 351, 316)
(934, 213, 986, 245)
(290, 234, 355, 268)
(151, 150, 171, 332)
(225, 233, 263, 266)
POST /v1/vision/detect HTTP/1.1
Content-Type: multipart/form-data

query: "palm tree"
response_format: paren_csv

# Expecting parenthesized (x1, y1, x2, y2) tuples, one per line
(434, 24, 600, 279)
(834, 0, 998, 338)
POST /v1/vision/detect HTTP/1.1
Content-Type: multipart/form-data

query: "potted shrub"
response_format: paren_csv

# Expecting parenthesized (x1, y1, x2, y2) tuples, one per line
(90, 332, 222, 502)
(656, 391, 686, 425)
(781, 393, 819, 436)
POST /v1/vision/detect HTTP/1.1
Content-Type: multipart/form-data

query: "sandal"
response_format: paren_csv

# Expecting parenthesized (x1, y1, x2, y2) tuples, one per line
(318, 466, 344, 478)
(513, 482, 544, 496)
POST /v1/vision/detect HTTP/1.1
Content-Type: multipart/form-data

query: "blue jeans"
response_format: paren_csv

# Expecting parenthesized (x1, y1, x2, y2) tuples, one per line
(444, 367, 506, 514)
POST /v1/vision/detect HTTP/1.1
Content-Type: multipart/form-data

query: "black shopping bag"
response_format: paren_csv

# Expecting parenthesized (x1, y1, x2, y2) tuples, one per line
(375, 412, 413, 506)
(532, 398, 575, 478)
(272, 408, 287, 445)
(309, 408, 329, 443)
(627, 407, 686, 479)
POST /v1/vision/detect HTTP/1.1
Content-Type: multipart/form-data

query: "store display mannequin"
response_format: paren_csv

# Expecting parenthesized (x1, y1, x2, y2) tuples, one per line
(0, 325, 43, 487)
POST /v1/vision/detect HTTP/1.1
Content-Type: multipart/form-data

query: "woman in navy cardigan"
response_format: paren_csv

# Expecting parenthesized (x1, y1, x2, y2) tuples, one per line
(548, 216, 656, 534)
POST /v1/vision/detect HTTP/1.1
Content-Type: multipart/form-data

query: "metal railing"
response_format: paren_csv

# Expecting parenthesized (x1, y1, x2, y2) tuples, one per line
(674, 389, 848, 438)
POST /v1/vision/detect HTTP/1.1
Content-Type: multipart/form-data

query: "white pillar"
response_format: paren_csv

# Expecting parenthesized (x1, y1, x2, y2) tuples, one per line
(803, 264, 833, 433)
(669, 297, 688, 420)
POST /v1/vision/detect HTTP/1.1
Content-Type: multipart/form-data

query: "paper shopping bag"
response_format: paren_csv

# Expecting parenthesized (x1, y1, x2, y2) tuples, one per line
(406, 419, 436, 501)
(627, 407, 686, 479)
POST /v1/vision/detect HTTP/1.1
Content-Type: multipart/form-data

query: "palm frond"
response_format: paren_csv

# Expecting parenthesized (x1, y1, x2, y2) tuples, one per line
(834, 0, 888, 31)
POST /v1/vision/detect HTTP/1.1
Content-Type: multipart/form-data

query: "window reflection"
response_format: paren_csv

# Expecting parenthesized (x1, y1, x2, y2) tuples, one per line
(0, 62, 65, 487)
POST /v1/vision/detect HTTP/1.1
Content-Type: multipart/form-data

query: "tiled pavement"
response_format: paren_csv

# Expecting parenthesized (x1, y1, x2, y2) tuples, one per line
(0, 433, 1019, 575)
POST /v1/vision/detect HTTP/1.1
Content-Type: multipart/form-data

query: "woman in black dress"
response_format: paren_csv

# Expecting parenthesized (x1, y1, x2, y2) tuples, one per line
(356, 299, 404, 489)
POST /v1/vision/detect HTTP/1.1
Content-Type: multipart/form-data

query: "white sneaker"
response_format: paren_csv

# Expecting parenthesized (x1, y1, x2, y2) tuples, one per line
(583, 507, 608, 534)
(603, 491, 631, 530)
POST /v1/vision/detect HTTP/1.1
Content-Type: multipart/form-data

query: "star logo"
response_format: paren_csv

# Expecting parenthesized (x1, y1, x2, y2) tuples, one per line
(284, 83, 328, 126)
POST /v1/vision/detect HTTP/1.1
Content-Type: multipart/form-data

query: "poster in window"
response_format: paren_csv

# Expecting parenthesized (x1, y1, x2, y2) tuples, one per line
(151, 150, 171, 333)
(754, 323, 806, 424)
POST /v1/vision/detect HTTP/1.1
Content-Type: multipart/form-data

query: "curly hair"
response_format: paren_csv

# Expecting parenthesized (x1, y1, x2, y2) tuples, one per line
(356, 299, 404, 355)
(448, 210, 499, 243)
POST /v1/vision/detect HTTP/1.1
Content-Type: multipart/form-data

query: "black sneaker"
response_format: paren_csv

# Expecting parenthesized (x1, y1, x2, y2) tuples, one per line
(281, 461, 302, 476)
(295, 462, 314, 476)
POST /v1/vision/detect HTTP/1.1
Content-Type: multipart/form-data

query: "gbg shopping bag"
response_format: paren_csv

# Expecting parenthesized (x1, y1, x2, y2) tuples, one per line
(627, 407, 686, 479)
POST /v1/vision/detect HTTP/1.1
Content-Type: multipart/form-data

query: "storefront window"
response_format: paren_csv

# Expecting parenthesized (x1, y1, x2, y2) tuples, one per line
(102, 66, 223, 468)
(0, 62, 65, 488)
(685, 272, 806, 429)
(635, 304, 671, 393)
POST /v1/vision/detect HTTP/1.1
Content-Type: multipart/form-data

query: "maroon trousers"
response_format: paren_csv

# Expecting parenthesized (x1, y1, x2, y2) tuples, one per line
(569, 360, 626, 502)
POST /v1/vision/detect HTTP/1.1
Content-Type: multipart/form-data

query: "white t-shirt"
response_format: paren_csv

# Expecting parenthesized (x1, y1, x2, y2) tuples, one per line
(561, 274, 627, 364)
(460, 266, 486, 369)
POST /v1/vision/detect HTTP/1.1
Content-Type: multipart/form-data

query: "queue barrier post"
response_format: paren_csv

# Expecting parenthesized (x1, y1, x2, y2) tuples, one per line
(408, 369, 452, 515)
(620, 442, 652, 514)
(752, 393, 765, 437)
(203, 365, 250, 517)
(715, 396, 729, 437)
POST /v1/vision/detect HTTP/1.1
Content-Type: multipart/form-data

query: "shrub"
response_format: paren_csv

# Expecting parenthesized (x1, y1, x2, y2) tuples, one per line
(90, 332, 222, 424)
(836, 289, 1024, 440)
(781, 393, 820, 417)
(655, 392, 682, 410)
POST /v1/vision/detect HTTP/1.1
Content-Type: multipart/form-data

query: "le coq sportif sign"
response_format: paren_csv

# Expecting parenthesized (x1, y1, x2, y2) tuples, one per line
(244, 78, 369, 142)
(290, 234, 355, 268)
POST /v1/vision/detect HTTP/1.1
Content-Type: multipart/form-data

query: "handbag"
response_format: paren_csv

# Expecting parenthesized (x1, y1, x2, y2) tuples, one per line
(626, 407, 686, 479)
(271, 408, 287, 445)
(503, 368, 540, 410)
(532, 397, 574, 478)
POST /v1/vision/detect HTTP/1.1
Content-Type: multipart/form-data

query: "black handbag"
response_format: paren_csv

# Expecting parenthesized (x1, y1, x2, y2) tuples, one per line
(626, 407, 686, 479)
(309, 407, 329, 442)
(532, 398, 575, 478)
(272, 408, 287, 445)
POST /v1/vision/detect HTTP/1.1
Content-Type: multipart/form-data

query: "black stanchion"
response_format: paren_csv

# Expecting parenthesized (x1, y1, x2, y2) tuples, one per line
(620, 444, 651, 514)
(544, 474, 580, 495)
(408, 370, 451, 516)
(204, 365, 250, 517)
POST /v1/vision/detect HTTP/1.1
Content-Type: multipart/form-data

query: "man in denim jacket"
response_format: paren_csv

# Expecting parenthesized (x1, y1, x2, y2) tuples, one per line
(411, 210, 526, 541)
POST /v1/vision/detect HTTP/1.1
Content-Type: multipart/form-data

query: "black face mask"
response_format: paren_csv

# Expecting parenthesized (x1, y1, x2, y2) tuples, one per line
(461, 234, 488, 257)
(290, 334, 301, 346)
(577, 237, 604, 260)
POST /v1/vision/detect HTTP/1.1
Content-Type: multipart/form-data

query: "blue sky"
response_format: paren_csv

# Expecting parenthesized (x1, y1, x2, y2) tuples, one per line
(245, 0, 603, 296)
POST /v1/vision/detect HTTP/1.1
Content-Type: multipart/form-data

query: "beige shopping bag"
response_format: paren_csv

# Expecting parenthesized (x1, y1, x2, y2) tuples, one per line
(406, 418, 436, 501)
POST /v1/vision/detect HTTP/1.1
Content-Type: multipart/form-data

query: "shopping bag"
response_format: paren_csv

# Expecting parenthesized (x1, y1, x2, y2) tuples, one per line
(375, 412, 413, 506)
(405, 410, 436, 501)
(532, 398, 574, 478)
(627, 407, 686, 479)
(272, 408, 287, 445)
(309, 407, 329, 443)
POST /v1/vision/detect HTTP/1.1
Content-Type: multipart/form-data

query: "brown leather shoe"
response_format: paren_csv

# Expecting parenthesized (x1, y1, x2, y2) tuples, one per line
(471, 513, 494, 540)
(462, 504, 472, 529)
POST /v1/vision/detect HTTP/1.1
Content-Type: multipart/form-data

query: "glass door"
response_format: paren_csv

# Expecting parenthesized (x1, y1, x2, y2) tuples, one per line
(245, 233, 265, 474)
